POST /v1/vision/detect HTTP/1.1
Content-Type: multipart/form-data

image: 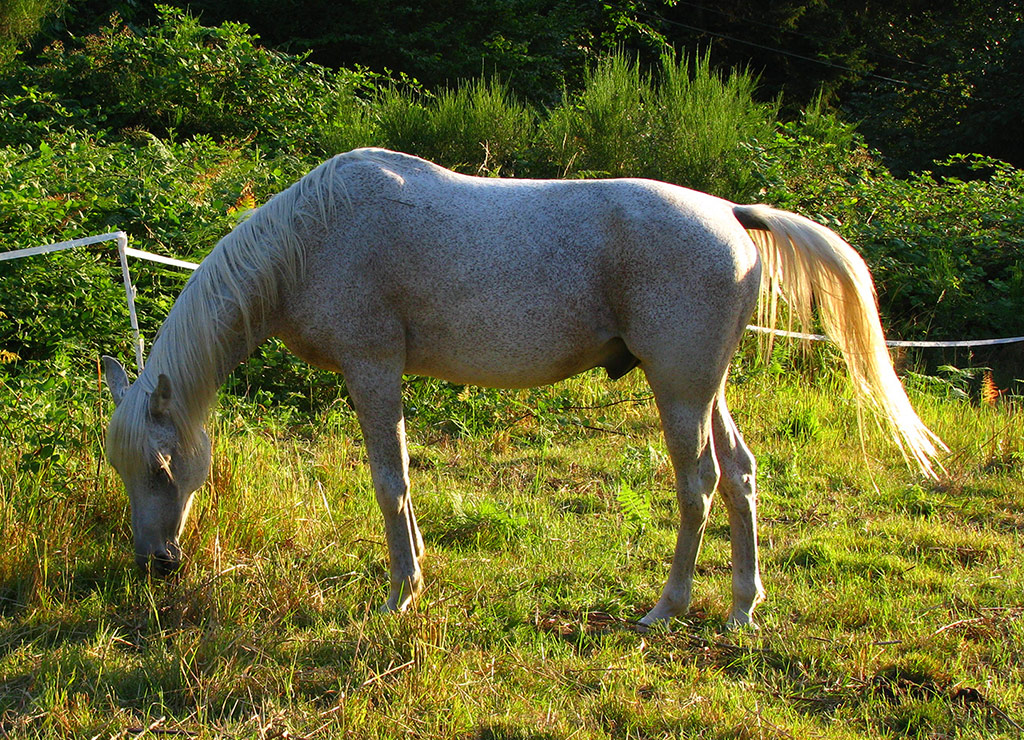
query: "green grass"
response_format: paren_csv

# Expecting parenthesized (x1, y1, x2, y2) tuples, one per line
(1, 362, 1022, 738)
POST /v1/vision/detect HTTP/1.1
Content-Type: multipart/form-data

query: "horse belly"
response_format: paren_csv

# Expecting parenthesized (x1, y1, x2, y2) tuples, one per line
(403, 315, 617, 388)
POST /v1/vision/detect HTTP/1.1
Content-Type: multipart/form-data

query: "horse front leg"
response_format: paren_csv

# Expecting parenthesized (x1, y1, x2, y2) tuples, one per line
(345, 362, 424, 612)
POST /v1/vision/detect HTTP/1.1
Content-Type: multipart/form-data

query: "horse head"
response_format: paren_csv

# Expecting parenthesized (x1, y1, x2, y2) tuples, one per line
(102, 356, 211, 576)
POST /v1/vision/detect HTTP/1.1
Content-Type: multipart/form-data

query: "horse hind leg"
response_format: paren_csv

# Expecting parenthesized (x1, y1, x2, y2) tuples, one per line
(639, 378, 720, 627)
(713, 392, 766, 629)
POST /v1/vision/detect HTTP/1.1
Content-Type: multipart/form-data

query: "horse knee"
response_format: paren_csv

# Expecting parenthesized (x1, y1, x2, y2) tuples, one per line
(373, 471, 410, 516)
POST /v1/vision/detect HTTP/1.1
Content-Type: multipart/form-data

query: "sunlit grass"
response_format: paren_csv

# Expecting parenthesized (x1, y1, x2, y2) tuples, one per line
(1, 360, 1022, 738)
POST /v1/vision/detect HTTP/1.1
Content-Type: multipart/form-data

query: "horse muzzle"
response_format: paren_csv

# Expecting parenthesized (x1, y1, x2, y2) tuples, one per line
(135, 542, 183, 576)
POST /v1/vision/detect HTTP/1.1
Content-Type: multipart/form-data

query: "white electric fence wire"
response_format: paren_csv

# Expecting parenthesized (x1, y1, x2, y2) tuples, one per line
(745, 325, 1024, 348)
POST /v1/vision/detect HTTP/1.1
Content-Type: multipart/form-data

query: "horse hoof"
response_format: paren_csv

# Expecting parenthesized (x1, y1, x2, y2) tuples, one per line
(380, 581, 421, 614)
(724, 615, 761, 631)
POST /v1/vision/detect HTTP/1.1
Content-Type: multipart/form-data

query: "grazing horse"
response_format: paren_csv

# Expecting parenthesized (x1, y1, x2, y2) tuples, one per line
(102, 148, 944, 628)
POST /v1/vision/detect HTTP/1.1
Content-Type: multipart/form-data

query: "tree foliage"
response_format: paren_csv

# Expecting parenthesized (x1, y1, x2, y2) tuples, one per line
(4, 7, 366, 152)
(147, 0, 670, 106)
(12, 1, 1022, 170)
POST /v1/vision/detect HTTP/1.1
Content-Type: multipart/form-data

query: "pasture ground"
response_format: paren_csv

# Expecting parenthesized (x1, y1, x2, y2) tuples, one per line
(1, 356, 1022, 739)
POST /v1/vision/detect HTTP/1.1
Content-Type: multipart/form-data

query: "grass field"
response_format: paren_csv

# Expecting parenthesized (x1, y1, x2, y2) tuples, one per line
(1, 355, 1022, 739)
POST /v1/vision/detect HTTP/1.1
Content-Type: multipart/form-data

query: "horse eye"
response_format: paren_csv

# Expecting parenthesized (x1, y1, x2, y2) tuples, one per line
(150, 453, 175, 485)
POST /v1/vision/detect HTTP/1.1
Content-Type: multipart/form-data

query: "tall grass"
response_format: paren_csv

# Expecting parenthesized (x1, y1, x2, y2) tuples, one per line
(371, 78, 535, 175)
(326, 49, 775, 191)
(542, 51, 777, 201)
(0, 0, 65, 65)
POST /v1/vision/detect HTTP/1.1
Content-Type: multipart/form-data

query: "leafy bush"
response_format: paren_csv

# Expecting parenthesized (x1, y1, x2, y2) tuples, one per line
(6, 6, 366, 155)
(0, 350, 99, 480)
(856, 157, 1024, 343)
(753, 115, 1024, 343)
(0, 134, 135, 363)
(148, 0, 669, 108)
(0, 129, 310, 367)
(0, 83, 78, 146)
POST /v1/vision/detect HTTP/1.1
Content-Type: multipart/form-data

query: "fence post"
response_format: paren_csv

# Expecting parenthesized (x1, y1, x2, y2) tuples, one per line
(114, 231, 145, 372)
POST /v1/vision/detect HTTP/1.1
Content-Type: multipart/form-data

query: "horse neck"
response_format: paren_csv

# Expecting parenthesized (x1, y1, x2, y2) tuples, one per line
(138, 158, 334, 435)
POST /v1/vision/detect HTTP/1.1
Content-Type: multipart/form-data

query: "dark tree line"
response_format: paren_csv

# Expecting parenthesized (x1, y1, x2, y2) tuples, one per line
(4, 0, 1023, 170)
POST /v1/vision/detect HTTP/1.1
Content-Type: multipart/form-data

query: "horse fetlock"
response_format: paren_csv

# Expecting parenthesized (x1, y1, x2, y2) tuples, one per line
(375, 487, 410, 516)
(727, 585, 765, 629)
(732, 579, 765, 607)
(383, 572, 424, 613)
(639, 601, 686, 627)
(640, 588, 692, 626)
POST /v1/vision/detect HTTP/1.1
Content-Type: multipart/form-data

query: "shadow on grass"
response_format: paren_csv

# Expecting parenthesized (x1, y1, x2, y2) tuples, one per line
(477, 726, 562, 740)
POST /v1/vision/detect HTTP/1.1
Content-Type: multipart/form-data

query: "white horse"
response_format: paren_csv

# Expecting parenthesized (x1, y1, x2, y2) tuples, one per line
(103, 148, 944, 628)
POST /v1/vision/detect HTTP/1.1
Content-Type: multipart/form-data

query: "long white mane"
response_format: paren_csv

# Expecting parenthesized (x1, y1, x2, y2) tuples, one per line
(107, 154, 352, 473)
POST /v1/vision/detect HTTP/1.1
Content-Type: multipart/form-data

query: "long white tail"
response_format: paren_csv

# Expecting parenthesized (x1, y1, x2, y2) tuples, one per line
(733, 204, 947, 478)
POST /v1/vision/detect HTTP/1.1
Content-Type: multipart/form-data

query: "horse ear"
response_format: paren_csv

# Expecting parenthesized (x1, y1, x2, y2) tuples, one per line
(102, 355, 130, 406)
(149, 373, 173, 418)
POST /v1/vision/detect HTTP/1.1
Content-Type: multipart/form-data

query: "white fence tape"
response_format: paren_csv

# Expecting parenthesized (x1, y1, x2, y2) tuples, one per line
(1, 231, 198, 372)
(2, 232, 1023, 376)
(122, 246, 199, 271)
(0, 231, 129, 261)
(745, 325, 1024, 349)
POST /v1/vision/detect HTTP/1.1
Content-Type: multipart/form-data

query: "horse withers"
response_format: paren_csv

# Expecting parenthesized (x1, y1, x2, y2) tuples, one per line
(102, 148, 944, 628)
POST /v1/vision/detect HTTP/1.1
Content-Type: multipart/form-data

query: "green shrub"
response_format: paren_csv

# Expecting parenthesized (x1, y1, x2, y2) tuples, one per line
(7, 6, 366, 155)
(0, 130, 309, 368)
(0, 134, 135, 364)
(0, 350, 98, 482)
(541, 52, 646, 178)
(753, 114, 1024, 343)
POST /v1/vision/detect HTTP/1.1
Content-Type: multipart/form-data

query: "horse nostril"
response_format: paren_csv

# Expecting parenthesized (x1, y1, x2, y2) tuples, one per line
(135, 548, 183, 576)
(154, 545, 182, 574)
(152, 555, 182, 576)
